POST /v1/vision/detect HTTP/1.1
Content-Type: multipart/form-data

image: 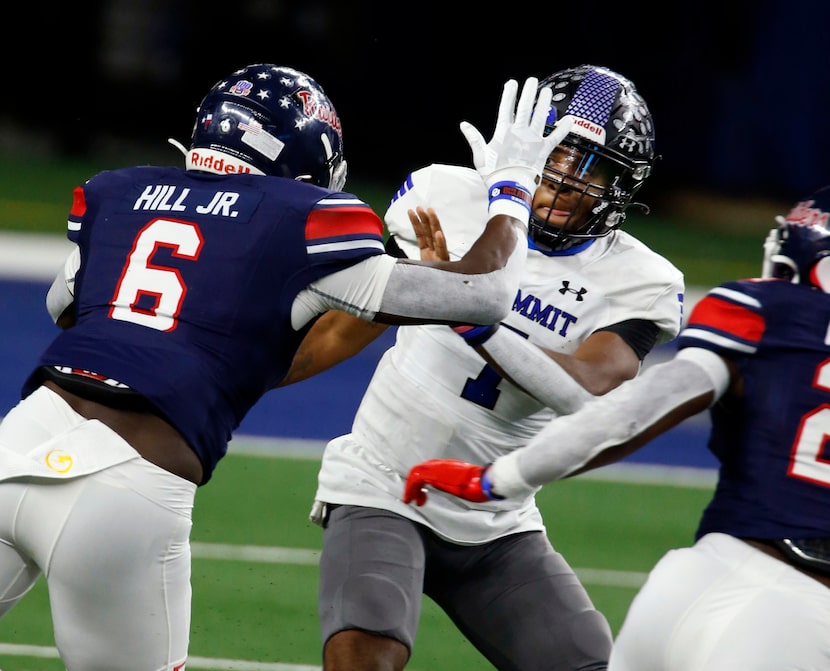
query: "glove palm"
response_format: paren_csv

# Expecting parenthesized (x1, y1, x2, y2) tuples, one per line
(461, 78, 573, 198)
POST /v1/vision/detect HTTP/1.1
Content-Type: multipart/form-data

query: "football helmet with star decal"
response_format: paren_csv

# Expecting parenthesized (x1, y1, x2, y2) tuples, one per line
(762, 185, 830, 291)
(181, 64, 347, 190)
(529, 65, 656, 251)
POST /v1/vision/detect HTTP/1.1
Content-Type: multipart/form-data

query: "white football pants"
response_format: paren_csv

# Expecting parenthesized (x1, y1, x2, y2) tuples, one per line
(609, 532, 830, 670)
(0, 386, 196, 670)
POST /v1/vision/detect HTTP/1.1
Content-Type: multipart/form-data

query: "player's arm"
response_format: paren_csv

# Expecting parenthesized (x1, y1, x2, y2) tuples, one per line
(461, 325, 645, 415)
(278, 311, 389, 386)
(373, 80, 571, 325)
(476, 262, 684, 409)
(488, 348, 736, 491)
(279, 207, 451, 386)
(403, 347, 735, 505)
(533, 322, 656, 395)
(402, 207, 643, 412)
(297, 78, 571, 329)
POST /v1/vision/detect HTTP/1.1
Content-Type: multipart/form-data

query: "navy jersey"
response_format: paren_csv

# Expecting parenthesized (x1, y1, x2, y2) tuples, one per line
(23, 166, 385, 483)
(677, 278, 830, 539)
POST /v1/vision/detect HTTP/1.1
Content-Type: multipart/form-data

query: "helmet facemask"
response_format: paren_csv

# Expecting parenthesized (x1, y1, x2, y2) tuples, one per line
(528, 135, 650, 251)
(761, 189, 830, 292)
(761, 217, 830, 292)
(321, 133, 347, 191)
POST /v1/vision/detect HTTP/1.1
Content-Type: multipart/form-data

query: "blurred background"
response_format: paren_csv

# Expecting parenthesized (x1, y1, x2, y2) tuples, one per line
(1, 8, 826, 664)
(2, 0, 830, 217)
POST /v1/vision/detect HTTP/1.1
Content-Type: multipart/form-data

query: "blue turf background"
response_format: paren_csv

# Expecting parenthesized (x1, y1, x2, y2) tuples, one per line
(0, 277, 717, 470)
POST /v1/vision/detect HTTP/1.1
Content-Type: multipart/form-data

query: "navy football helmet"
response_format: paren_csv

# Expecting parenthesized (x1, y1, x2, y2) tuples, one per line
(762, 186, 830, 291)
(530, 65, 656, 251)
(179, 64, 347, 190)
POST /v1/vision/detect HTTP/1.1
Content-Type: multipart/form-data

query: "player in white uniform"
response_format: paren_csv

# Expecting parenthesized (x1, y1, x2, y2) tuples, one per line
(405, 189, 830, 670)
(311, 65, 684, 671)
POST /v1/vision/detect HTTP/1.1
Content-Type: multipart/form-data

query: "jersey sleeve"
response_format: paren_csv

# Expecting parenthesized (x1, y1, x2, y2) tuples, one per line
(647, 268, 686, 347)
(67, 184, 87, 244)
(608, 259, 685, 347)
(304, 192, 385, 267)
(384, 165, 489, 260)
(677, 281, 766, 357)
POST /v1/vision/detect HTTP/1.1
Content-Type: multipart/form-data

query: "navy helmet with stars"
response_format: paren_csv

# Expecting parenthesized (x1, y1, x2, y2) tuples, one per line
(185, 64, 347, 190)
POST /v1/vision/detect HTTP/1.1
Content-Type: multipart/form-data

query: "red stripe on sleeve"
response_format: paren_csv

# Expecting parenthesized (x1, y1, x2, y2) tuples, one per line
(305, 206, 383, 241)
(70, 186, 86, 218)
(688, 295, 766, 343)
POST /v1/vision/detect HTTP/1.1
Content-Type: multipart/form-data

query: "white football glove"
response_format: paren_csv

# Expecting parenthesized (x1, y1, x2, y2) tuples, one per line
(461, 78, 573, 222)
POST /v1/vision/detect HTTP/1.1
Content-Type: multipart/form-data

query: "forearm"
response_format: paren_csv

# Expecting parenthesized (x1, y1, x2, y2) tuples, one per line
(473, 325, 594, 415)
(487, 348, 731, 497)
(377, 222, 528, 325)
(292, 228, 527, 330)
(279, 312, 389, 386)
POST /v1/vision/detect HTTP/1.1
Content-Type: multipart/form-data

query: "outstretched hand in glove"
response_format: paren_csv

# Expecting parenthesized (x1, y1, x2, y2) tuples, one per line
(460, 77, 574, 222)
(403, 459, 500, 506)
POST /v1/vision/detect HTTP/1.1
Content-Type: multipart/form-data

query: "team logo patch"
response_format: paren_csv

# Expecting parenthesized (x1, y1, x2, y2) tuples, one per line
(45, 449, 73, 474)
(559, 280, 587, 301)
(229, 79, 254, 97)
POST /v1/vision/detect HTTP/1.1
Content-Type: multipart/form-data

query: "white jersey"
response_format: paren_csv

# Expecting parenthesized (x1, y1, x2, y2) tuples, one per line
(314, 164, 684, 544)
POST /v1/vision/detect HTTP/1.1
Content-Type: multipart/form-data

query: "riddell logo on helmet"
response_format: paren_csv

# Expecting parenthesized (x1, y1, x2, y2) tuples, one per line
(296, 90, 343, 137)
(187, 149, 258, 175)
(569, 116, 606, 143)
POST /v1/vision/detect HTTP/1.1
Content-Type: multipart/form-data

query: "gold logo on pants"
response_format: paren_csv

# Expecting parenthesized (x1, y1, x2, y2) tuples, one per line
(45, 449, 73, 474)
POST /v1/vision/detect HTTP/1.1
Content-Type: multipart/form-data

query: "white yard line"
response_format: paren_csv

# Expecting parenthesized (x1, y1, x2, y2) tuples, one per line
(0, 643, 322, 671)
(0, 231, 73, 280)
(188, 542, 650, 589)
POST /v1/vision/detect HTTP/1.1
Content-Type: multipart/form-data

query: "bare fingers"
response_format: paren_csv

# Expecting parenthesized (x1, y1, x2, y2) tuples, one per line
(407, 207, 449, 261)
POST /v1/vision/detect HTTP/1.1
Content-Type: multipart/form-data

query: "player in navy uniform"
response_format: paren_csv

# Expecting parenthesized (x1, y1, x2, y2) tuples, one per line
(0, 64, 571, 670)
(405, 187, 830, 670)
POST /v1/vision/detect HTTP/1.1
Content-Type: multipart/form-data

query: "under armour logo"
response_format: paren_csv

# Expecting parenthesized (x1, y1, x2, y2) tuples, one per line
(559, 280, 587, 301)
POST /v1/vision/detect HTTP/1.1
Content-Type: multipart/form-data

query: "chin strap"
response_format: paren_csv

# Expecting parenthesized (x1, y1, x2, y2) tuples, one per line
(167, 137, 188, 161)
